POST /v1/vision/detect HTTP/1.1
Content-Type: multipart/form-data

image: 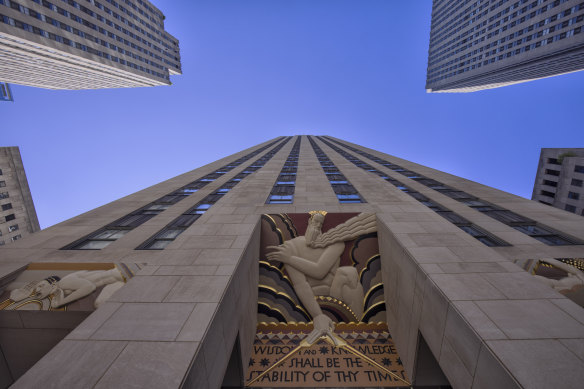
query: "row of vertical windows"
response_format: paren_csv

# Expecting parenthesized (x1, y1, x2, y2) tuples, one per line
(137, 138, 292, 250)
(0, 11, 167, 79)
(429, 0, 574, 61)
(307, 136, 364, 203)
(427, 2, 584, 84)
(316, 137, 510, 247)
(324, 137, 582, 246)
(0, 0, 170, 75)
(267, 137, 301, 204)
(64, 138, 286, 250)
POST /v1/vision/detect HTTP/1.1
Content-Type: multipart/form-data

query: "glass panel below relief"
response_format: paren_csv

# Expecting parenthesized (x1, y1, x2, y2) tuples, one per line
(77, 240, 112, 250)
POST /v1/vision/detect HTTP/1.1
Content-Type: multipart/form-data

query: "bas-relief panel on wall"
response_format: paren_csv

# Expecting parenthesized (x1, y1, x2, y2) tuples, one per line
(246, 212, 410, 388)
(0, 262, 142, 311)
(514, 257, 584, 308)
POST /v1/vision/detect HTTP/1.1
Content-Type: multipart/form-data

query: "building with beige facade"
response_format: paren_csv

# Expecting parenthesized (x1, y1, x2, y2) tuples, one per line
(1, 136, 583, 389)
(0, 147, 40, 248)
(0, 0, 181, 89)
(426, 0, 584, 92)
(532, 148, 584, 216)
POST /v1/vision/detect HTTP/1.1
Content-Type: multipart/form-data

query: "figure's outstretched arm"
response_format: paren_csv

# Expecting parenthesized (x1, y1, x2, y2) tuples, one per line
(267, 243, 344, 280)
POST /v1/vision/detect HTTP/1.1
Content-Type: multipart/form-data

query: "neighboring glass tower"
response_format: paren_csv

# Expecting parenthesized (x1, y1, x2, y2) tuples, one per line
(426, 0, 584, 92)
(0, 0, 181, 89)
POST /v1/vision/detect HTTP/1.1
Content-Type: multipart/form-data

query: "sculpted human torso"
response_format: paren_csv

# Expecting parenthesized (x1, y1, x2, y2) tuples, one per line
(267, 213, 364, 343)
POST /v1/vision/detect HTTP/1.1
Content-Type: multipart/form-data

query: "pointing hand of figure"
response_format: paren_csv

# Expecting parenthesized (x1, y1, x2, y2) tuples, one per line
(266, 245, 291, 264)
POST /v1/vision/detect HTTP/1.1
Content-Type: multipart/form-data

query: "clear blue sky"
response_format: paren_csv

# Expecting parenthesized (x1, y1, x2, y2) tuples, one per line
(1, 0, 583, 229)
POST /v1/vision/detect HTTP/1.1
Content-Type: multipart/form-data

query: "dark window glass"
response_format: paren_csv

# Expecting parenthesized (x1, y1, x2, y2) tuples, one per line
(547, 158, 560, 165)
(565, 204, 576, 213)
(543, 180, 558, 187)
(0, 192, 8, 199)
(0, 181, 5, 187)
(5, 214, 15, 222)
(484, 210, 532, 224)
(575, 165, 584, 174)
(1, 203, 12, 211)
(540, 190, 555, 198)
(568, 192, 580, 200)
(8, 224, 18, 232)
(545, 169, 560, 176)
(572, 179, 583, 187)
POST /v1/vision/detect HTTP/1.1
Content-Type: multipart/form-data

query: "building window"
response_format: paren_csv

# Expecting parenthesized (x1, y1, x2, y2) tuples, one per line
(5, 214, 15, 222)
(267, 137, 301, 204)
(0, 192, 8, 199)
(1, 203, 13, 211)
(540, 190, 555, 198)
(575, 165, 584, 174)
(63, 138, 291, 250)
(11, 234, 22, 242)
(0, 241, 4, 246)
(137, 138, 292, 250)
(565, 204, 577, 213)
(543, 180, 557, 187)
(512, 224, 579, 246)
(568, 192, 580, 200)
(8, 224, 19, 232)
(73, 229, 130, 250)
(0, 181, 5, 187)
(572, 179, 583, 187)
(547, 158, 560, 165)
(545, 169, 560, 176)
(0, 168, 2, 175)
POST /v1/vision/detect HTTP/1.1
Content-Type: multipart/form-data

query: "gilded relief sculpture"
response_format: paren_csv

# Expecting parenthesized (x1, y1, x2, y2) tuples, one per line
(248, 212, 409, 387)
(266, 211, 375, 343)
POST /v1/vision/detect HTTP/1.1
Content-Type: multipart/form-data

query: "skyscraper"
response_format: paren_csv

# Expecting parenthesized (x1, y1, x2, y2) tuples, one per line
(0, 147, 40, 247)
(0, 0, 181, 89)
(1, 136, 583, 388)
(532, 148, 584, 215)
(426, 0, 584, 93)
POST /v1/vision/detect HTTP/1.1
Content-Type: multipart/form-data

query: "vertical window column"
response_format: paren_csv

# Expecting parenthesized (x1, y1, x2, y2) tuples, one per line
(137, 138, 292, 249)
(307, 136, 364, 203)
(267, 137, 301, 204)
(63, 137, 286, 250)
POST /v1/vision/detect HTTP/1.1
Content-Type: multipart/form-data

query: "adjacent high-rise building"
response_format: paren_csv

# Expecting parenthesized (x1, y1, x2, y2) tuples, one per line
(0, 147, 40, 247)
(532, 148, 584, 215)
(0, 81, 13, 101)
(1, 136, 583, 389)
(426, 0, 584, 92)
(0, 0, 181, 89)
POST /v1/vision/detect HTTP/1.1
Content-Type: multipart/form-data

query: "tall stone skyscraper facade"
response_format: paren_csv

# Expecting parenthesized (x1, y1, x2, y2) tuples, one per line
(532, 148, 584, 215)
(0, 0, 181, 89)
(1, 136, 583, 388)
(426, 0, 584, 92)
(0, 147, 40, 247)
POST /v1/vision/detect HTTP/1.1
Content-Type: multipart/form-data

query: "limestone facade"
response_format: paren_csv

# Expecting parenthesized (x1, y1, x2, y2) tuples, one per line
(1, 136, 583, 388)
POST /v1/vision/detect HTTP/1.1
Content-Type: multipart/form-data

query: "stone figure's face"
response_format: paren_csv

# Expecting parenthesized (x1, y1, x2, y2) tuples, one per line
(34, 280, 55, 298)
(305, 214, 324, 245)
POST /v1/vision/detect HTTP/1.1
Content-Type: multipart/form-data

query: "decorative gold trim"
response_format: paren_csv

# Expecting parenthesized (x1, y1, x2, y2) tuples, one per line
(258, 302, 288, 322)
(259, 261, 293, 285)
(363, 282, 384, 308)
(358, 254, 381, 281)
(361, 301, 386, 322)
(315, 295, 359, 322)
(13, 299, 43, 310)
(259, 284, 310, 318)
(0, 299, 14, 310)
(262, 214, 285, 243)
(279, 213, 298, 238)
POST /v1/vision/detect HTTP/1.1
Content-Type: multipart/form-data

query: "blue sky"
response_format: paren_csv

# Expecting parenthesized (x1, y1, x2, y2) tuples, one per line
(1, 0, 583, 229)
